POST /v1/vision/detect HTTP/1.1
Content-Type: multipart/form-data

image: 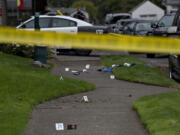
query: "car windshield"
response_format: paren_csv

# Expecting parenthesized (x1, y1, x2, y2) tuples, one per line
(158, 15, 175, 27)
(110, 15, 131, 24)
(117, 21, 129, 27)
(136, 22, 152, 31)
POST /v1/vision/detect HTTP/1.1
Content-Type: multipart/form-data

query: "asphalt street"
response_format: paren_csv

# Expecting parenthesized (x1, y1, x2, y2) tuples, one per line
(24, 52, 175, 135)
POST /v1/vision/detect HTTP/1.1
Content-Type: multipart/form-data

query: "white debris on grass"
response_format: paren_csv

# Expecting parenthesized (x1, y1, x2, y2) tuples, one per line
(123, 63, 131, 67)
(112, 64, 116, 68)
(71, 70, 78, 73)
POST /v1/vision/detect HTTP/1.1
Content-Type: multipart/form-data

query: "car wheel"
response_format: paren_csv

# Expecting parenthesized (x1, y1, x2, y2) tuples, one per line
(146, 53, 155, 58)
(75, 49, 92, 56)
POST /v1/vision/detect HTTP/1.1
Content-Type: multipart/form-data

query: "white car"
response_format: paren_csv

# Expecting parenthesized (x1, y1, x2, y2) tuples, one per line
(17, 15, 108, 55)
(17, 15, 93, 33)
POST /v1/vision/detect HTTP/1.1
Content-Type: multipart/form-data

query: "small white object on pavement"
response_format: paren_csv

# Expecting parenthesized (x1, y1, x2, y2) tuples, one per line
(85, 64, 90, 69)
(71, 70, 78, 73)
(55, 123, 64, 131)
(82, 96, 89, 103)
(65, 68, 70, 72)
(82, 69, 87, 72)
(110, 75, 115, 80)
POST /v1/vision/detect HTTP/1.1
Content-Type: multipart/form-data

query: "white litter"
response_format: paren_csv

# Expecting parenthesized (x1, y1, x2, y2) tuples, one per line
(85, 64, 90, 69)
(65, 68, 70, 72)
(110, 75, 115, 80)
(71, 70, 78, 73)
(82, 69, 87, 72)
(55, 123, 64, 131)
(112, 64, 116, 68)
(82, 96, 89, 103)
(123, 63, 131, 67)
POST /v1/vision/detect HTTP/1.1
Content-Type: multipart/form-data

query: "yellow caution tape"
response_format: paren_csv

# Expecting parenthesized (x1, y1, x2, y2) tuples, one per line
(0, 27, 180, 54)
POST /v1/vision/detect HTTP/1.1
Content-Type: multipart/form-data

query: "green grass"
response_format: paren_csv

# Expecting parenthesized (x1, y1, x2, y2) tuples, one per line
(133, 92, 180, 135)
(101, 55, 180, 135)
(0, 52, 95, 135)
(101, 55, 177, 87)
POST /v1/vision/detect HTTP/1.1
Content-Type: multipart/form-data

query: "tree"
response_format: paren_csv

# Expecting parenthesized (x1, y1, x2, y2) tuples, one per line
(71, 0, 98, 23)
(48, 0, 74, 7)
(47, 0, 164, 23)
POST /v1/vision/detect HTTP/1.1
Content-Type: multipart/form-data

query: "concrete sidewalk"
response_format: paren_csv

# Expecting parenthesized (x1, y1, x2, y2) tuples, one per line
(24, 56, 175, 135)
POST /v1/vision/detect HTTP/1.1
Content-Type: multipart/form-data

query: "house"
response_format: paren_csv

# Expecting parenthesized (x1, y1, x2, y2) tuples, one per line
(130, 0, 164, 21)
(162, 0, 180, 14)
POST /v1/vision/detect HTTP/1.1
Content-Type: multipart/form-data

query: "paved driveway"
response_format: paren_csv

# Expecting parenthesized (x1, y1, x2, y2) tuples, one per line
(24, 55, 175, 135)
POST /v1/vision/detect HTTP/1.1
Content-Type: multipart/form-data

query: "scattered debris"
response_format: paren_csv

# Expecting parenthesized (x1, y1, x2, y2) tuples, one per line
(111, 63, 136, 68)
(123, 63, 131, 67)
(112, 64, 119, 68)
(67, 124, 77, 130)
(55, 123, 64, 131)
(81, 96, 89, 103)
(98, 67, 113, 73)
(82, 69, 87, 72)
(71, 70, 81, 75)
(74, 72, 80, 75)
(85, 64, 90, 69)
(65, 68, 70, 72)
(110, 75, 115, 80)
(123, 63, 136, 67)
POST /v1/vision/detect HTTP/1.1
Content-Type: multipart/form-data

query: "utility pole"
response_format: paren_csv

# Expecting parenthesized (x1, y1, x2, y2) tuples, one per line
(33, 0, 48, 64)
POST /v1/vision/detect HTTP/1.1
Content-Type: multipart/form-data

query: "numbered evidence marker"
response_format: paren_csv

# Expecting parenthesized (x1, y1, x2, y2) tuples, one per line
(60, 76, 64, 80)
(81, 96, 89, 103)
(55, 123, 64, 131)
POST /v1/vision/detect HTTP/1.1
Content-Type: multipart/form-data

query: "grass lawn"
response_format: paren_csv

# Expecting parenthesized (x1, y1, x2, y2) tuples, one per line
(101, 55, 180, 135)
(101, 55, 178, 87)
(133, 92, 180, 135)
(0, 52, 95, 135)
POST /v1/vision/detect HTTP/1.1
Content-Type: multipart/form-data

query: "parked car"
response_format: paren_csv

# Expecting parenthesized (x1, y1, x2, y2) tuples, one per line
(146, 14, 175, 58)
(149, 14, 175, 36)
(114, 19, 142, 33)
(17, 14, 108, 55)
(168, 8, 180, 81)
(122, 20, 154, 36)
(105, 13, 131, 32)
